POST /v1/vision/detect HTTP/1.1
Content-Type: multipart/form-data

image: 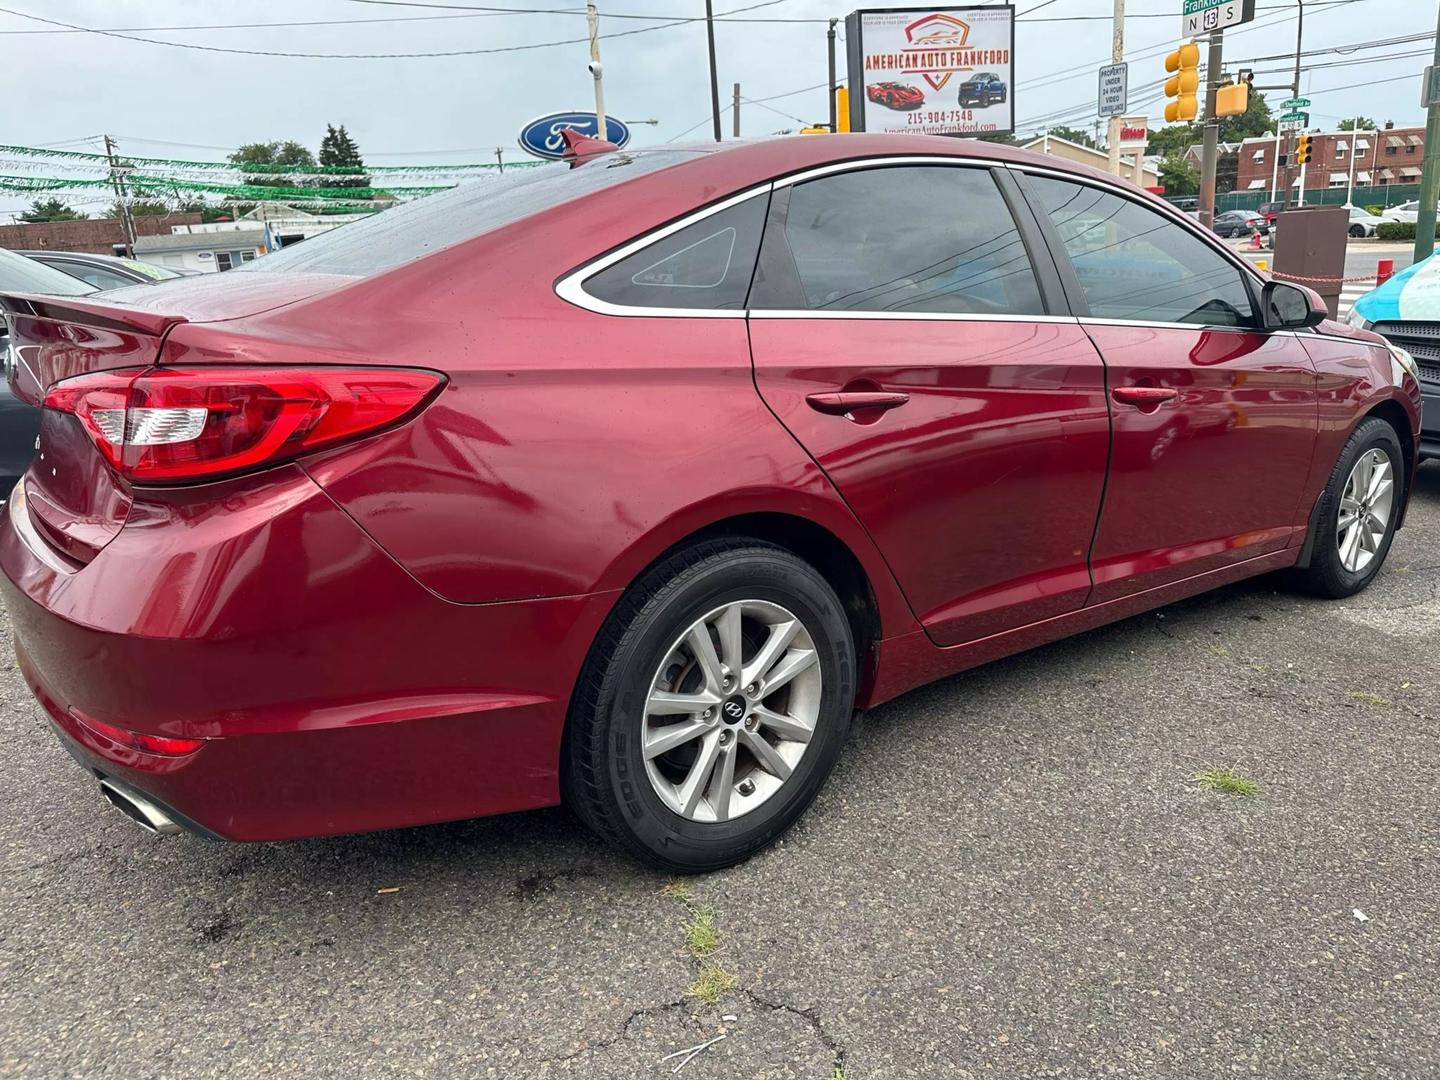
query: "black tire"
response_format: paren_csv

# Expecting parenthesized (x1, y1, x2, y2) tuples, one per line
(563, 539, 856, 872)
(1290, 417, 1405, 598)
(1350, 225, 1366, 238)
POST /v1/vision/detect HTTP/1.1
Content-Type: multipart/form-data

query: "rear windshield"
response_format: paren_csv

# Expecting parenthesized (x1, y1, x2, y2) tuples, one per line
(0, 247, 98, 296)
(237, 150, 705, 278)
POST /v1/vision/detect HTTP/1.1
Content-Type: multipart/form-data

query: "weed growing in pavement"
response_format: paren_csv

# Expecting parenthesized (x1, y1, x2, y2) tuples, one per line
(1348, 690, 1392, 707)
(685, 908, 718, 958)
(688, 962, 739, 1004)
(1193, 766, 1259, 797)
(659, 878, 692, 901)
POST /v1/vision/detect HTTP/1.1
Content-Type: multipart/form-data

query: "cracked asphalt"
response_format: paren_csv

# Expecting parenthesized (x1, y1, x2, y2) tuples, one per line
(3, 467, 1439, 1079)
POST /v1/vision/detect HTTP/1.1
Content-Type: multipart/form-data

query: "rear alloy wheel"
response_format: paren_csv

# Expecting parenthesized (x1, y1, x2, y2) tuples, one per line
(1291, 417, 1404, 598)
(1350, 225, 1367, 238)
(564, 540, 855, 872)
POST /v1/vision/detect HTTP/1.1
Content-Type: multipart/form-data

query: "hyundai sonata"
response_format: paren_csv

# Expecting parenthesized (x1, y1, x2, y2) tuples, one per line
(0, 133, 1421, 871)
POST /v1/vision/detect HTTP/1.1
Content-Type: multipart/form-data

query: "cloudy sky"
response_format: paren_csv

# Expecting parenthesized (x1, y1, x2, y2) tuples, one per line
(0, 0, 1432, 218)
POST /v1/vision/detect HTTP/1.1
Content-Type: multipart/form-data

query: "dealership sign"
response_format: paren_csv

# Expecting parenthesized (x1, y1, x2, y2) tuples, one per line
(517, 112, 632, 160)
(844, 6, 1015, 137)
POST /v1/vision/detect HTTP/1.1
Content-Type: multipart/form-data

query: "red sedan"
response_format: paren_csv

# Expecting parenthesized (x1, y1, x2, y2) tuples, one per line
(0, 134, 1421, 872)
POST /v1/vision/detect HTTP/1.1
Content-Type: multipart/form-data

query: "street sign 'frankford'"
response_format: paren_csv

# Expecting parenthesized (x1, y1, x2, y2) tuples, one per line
(1182, 0, 1255, 36)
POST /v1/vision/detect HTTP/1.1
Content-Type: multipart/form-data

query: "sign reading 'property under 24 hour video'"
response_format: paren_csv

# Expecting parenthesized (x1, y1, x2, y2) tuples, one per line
(845, 6, 1015, 138)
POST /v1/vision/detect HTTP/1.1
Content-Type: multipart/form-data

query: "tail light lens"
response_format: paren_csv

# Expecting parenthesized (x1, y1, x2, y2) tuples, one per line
(44, 366, 443, 484)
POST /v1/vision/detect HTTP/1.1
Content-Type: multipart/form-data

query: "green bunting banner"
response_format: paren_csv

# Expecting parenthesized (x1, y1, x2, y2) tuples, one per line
(0, 143, 540, 176)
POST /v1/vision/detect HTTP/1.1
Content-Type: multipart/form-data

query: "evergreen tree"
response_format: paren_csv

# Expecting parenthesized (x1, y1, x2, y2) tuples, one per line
(317, 124, 371, 193)
(20, 198, 85, 222)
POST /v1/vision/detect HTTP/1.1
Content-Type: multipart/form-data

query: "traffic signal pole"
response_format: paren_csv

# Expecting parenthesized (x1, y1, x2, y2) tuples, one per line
(1413, 1, 1440, 262)
(1198, 29, 1224, 232)
(1282, 0, 1304, 210)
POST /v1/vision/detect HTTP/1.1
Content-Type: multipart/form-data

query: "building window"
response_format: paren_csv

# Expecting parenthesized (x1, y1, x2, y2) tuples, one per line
(1253, 148, 1266, 162)
(1336, 142, 1348, 159)
(215, 252, 233, 272)
(241, 250, 256, 262)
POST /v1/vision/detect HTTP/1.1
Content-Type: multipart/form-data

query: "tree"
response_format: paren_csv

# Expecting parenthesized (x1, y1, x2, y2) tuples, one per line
(116, 199, 170, 219)
(20, 198, 85, 222)
(1159, 152, 1200, 197)
(1338, 117, 1377, 131)
(316, 123, 371, 192)
(228, 140, 317, 189)
(1218, 92, 1275, 143)
(1049, 125, 1097, 149)
(975, 131, 1017, 145)
(1147, 123, 1200, 158)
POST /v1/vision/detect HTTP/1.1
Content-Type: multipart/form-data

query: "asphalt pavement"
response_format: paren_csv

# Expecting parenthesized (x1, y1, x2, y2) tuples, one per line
(3, 466, 1440, 1078)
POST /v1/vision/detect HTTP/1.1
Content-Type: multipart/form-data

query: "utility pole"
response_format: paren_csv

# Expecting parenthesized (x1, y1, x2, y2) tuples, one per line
(494, 148, 505, 174)
(732, 83, 741, 138)
(1282, 0, 1304, 209)
(705, 0, 722, 142)
(1344, 116, 1359, 208)
(1106, 0, 1124, 177)
(827, 18, 839, 132)
(1198, 29, 1224, 231)
(1414, 1, 1440, 262)
(103, 134, 136, 258)
(586, 3, 606, 140)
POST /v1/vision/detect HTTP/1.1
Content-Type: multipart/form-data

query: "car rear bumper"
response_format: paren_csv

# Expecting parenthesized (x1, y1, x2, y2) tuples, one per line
(1, 464, 617, 841)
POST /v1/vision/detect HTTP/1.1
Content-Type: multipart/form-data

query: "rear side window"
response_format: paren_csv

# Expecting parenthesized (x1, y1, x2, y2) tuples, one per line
(750, 165, 1045, 317)
(582, 193, 768, 311)
(1026, 175, 1256, 328)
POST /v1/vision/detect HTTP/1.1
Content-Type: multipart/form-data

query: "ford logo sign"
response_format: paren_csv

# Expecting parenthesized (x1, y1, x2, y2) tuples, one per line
(517, 112, 632, 161)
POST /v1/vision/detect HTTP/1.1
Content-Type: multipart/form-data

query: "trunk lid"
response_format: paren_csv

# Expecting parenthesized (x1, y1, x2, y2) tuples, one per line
(0, 272, 350, 564)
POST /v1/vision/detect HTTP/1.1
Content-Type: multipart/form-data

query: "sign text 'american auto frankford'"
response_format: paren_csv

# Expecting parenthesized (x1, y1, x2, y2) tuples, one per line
(845, 6, 1015, 137)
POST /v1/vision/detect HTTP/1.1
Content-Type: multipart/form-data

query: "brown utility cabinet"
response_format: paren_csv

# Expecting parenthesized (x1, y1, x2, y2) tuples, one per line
(1272, 206, 1349, 319)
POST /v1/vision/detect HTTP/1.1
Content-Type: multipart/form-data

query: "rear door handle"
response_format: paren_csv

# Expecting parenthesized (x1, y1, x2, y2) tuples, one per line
(1111, 386, 1179, 408)
(805, 391, 911, 416)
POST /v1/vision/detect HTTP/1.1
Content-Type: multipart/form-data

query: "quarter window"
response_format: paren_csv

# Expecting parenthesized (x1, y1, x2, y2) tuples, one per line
(583, 193, 768, 311)
(751, 165, 1045, 317)
(1026, 175, 1256, 328)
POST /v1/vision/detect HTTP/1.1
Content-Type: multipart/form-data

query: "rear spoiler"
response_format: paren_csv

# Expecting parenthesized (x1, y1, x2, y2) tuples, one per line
(0, 292, 188, 338)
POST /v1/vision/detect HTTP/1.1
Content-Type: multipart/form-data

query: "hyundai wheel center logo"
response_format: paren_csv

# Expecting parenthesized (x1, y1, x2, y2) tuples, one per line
(722, 697, 747, 722)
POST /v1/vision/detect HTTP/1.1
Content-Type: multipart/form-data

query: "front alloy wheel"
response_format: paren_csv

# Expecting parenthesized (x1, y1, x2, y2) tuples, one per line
(1290, 416, 1404, 598)
(1336, 448, 1395, 573)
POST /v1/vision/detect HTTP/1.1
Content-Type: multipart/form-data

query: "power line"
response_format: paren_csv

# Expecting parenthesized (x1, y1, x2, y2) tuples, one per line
(0, 0, 789, 59)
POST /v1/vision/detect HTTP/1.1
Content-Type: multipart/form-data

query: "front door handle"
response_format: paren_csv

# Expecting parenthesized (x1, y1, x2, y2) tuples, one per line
(1112, 386, 1179, 409)
(805, 391, 911, 416)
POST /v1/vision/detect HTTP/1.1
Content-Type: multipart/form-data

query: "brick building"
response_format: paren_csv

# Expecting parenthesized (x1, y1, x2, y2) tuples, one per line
(1232, 124, 1425, 197)
(0, 212, 204, 256)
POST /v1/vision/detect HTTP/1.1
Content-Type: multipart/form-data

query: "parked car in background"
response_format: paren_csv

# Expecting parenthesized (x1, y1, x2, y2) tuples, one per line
(0, 248, 97, 495)
(1258, 201, 1285, 225)
(17, 251, 192, 290)
(1212, 210, 1270, 238)
(0, 134, 1421, 871)
(866, 82, 924, 110)
(1379, 201, 1440, 225)
(1347, 207, 1386, 238)
(1349, 250, 1440, 458)
(957, 72, 1007, 108)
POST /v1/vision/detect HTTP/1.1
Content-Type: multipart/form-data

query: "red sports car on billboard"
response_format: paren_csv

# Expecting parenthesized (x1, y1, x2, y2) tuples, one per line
(866, 82, 925, 110)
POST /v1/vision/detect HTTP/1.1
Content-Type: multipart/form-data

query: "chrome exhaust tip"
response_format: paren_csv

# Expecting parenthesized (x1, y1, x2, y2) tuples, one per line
(99, 779, 181, 836)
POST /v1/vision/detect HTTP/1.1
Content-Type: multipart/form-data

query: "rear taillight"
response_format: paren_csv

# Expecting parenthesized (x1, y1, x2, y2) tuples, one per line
(44, 366, 443, 484)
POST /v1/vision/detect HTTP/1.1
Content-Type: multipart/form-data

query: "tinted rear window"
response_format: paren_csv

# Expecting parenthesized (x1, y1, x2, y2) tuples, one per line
(0, 248, 98, 297)
(237, 150, 705, 278)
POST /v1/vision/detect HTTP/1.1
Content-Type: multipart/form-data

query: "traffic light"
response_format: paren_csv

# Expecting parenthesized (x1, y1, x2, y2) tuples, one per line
(1296, 133, 1313, 165)
(1215, 77, 1249, 119)
(1164, 42, 1201, 123)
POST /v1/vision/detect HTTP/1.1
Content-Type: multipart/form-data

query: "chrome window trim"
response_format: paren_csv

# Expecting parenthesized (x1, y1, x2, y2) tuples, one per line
(554, 185, 771, 319)
(751, 310, 1079, 324)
